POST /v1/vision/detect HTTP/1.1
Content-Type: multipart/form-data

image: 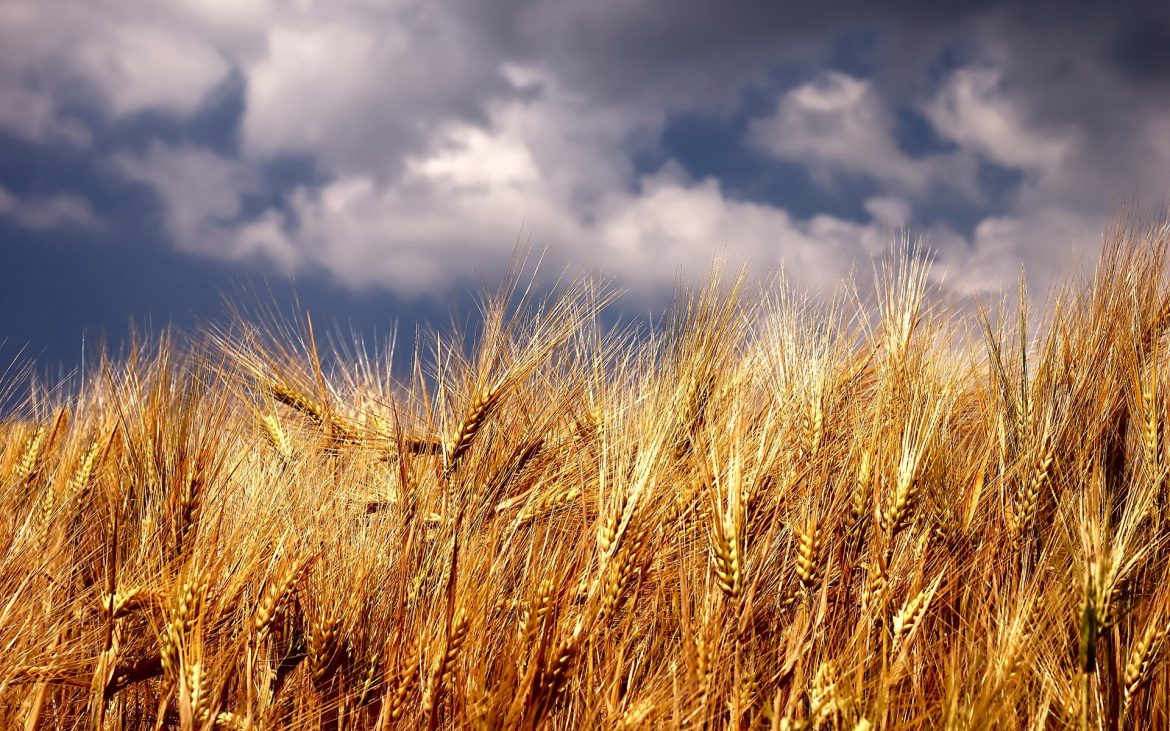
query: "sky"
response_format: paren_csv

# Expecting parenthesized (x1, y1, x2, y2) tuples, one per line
(3, 1, 1170, 374)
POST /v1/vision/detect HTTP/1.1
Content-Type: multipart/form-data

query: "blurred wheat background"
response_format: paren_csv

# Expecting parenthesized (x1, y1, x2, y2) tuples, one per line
(4, 222, 1170, 729)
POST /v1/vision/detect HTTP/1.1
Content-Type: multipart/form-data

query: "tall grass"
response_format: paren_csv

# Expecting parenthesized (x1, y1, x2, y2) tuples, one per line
(4, 223, 1170, 729)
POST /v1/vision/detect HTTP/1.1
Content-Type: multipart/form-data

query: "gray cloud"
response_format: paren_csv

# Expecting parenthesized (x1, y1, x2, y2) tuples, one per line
(1111, 19, 1170, 83)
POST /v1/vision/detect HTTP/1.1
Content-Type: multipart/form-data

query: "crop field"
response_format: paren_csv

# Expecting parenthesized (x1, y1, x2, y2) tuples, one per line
(4, 226, 1170, 729)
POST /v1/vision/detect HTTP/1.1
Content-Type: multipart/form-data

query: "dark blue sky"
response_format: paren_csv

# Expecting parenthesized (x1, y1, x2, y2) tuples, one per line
(2, 1, 1169, 380)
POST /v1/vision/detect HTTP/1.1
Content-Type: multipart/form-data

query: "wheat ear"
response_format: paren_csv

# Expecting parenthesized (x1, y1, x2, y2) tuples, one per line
(1124, 614, 1169, 708)
(795, 517, 826, 592)
(445, 380, 507, 475)
(891, 574, 943, 655)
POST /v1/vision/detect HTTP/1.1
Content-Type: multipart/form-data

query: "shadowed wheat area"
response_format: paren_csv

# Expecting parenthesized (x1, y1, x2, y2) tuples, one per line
(6, 225, 1170, 730)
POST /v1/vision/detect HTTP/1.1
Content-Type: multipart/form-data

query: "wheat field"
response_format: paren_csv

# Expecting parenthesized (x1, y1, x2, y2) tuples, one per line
(4, 224, 1170, 729)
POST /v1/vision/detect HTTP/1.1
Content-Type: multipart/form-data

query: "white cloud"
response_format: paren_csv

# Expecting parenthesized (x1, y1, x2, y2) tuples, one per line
(243, 22, 384, 161)
(411, 126, 540, 190)
(75, 23, 231, 118)
(100, 51, 1117, 307)
(240, 7, 505, 172)
(0, 1, 239, 146)
(112, 143, 257, 257)
(922, 66, 1079, 171)
(743, 55, 1169, 304)
(929, 207, 1095, 299)
(170, 0, 278, 36)
(243, 167, 894, 299)
(910, 49, 1170, 301)
(261, 171, 569, 295)
(224, 68, 630, 294)
(864, 196, 912, 229)
(112, 74, 902, 301)
(0, 186, 103, 232)
(749, 72, 975, 197)
(594, 170, 890, 293)
(0, 85, 90, 146)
